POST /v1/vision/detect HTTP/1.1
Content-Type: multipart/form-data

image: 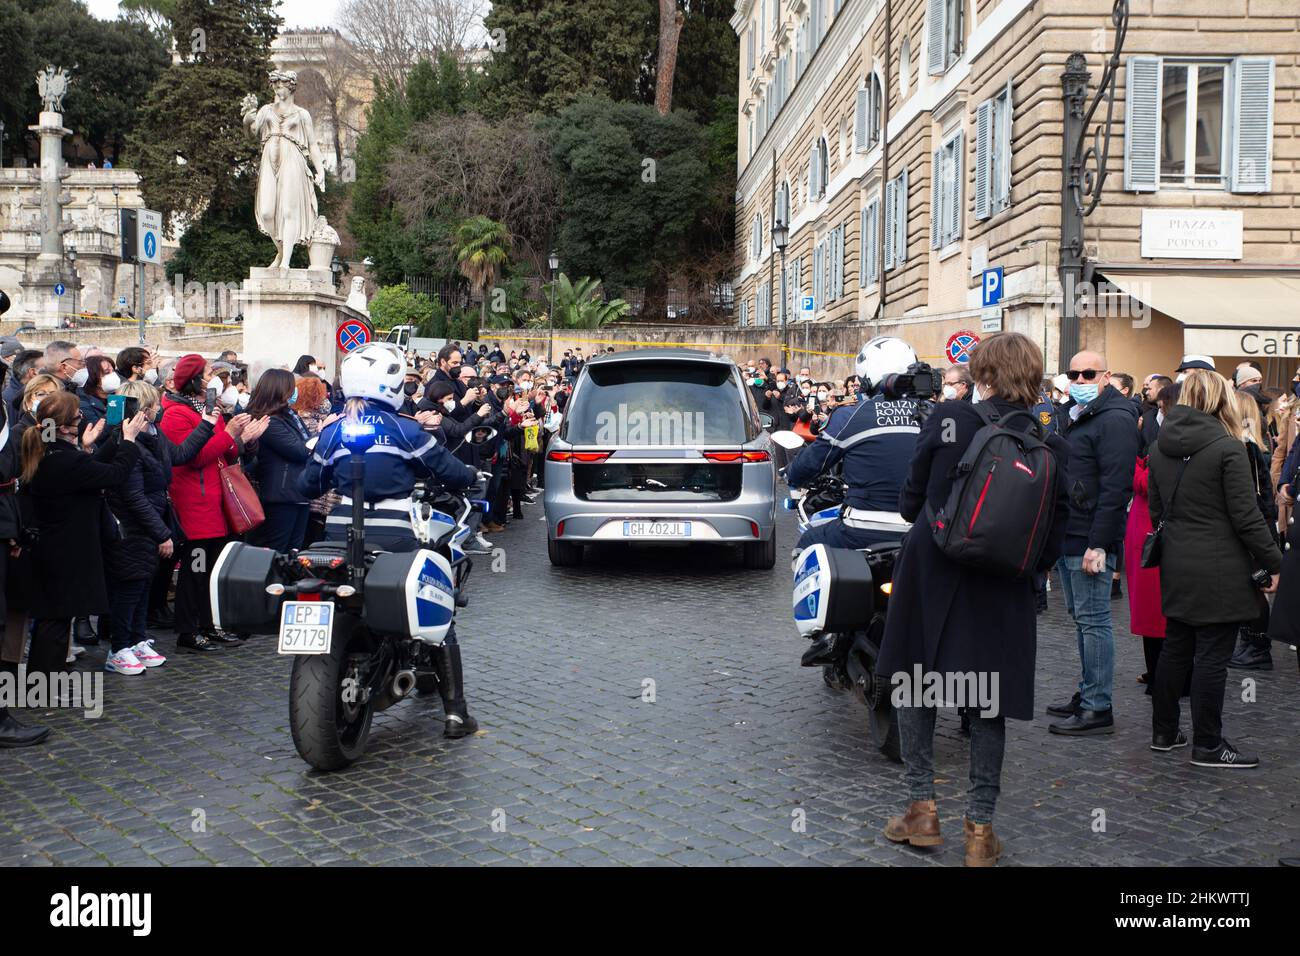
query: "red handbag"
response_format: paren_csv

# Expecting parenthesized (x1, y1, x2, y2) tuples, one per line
(217, 458, 265, 534)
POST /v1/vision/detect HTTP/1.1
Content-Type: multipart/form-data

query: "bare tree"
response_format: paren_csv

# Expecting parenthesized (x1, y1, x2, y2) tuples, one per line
(313, 35, 369, 171)
(386, 113, 558, 276)
(339, 0, 486, 91)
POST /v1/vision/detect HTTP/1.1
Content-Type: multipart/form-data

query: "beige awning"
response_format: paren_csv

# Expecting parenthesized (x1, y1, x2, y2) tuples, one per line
(1100, 271, 1300, 330)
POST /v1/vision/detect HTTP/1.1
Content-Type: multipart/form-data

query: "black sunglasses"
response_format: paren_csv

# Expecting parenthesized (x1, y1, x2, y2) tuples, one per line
(1065, 369, 1104, 382)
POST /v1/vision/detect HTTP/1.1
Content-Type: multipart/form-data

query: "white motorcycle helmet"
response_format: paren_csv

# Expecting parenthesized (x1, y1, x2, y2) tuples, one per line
(341, 342, 406, 409)
(855, 336, 918, 395)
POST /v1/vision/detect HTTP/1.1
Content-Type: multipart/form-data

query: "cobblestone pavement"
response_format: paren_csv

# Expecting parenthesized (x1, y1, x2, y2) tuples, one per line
(2, 502, 1298, 866)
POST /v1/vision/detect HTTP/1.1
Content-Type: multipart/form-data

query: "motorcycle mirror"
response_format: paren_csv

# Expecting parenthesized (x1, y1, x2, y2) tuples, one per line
(770, 430, 805, 450)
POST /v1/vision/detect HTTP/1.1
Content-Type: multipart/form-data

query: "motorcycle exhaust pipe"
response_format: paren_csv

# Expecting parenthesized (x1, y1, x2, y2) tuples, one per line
(391, 669, 417, 700)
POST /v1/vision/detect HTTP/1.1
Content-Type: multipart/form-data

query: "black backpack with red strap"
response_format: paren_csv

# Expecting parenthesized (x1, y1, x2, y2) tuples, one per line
(927, 403, 1059, 578)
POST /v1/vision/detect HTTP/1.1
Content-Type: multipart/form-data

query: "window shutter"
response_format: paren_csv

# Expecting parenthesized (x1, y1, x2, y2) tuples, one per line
(867, 201, 880, 284)
(812, 243, 822, 305)
(974, 99, 992, 221)
(885, 181, 897, 270)
(998, 79, 1013, 211)
(950, 131, 964, 243)
(896, 169, 908, 264)
(809, 141, 820, 200)
(1124, 55, 1162, 192)
(836, 225, 845, 299)
(927, 0, 946, 76)
(856, 88, 869, 153)
(1231, 57, 1275, 193)
(930, 147, 942, 248)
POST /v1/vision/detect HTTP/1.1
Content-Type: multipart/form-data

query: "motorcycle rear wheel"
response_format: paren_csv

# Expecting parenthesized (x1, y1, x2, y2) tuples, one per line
(289, 616, 375, 771)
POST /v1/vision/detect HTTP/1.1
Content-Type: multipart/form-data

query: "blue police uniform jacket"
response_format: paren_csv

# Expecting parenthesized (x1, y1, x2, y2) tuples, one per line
(785, 393, 920, 510)
(298, 399, 477, 501)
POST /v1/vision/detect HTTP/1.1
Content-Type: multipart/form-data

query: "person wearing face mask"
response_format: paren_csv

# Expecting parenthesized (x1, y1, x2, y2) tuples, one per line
(291, 376, 342, 548)
(940, 364, 972, 403)
(292, 355, 320, 378)
(75, 355, 121, 435)
(1139, 374, 1174, 453)
(102, 380, 218, 675)
(18, 390, 147, 683)
(115, 346, 152, 385)
(785, 337, 922, 553)
(245, 368, 316, 553)
(1046, 350, 1139, 737)
(763, 371, 798, 430)
(41, 340, 84, 394)
(161, 353, 268, 653)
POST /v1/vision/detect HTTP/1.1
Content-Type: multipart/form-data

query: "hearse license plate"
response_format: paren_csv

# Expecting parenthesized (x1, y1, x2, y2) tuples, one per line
(623, 520, 691, 537)
(277, 601, 335, 655)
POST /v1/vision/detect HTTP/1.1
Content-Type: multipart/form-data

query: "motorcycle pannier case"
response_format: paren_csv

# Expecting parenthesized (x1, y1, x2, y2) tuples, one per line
(364, 549, 456, 645)
(792, 544, 875, 637)
(210, 542, 282, 634)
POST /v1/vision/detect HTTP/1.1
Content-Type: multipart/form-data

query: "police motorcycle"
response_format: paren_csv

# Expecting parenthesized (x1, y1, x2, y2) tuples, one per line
(772, 358, 937, 763)
(210, 367, 495, 772)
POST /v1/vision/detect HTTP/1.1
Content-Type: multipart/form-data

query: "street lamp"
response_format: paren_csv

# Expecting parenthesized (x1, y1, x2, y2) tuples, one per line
(330, 254, 343, 291)
(67, 245, 77, 323)
(772, 218, 789, 367)
(547, 249, 559, 365)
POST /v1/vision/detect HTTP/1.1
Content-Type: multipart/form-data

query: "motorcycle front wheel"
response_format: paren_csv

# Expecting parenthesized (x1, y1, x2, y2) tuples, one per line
(289, 615, 375, 771)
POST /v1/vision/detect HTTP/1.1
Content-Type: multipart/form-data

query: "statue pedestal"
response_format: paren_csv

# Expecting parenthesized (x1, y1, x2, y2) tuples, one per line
(20, 255, 81, 329)
(235, 269, 365, 384)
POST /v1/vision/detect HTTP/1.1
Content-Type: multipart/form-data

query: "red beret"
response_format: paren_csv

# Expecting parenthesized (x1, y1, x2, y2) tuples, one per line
(173, 353, 206, 392)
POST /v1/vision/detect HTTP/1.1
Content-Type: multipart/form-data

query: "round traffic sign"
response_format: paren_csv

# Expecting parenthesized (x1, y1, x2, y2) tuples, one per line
(143, 231, 157, 259)
(946, 329, 979, 365)
(54, 283, 65, 297)
(336, 319, 370, 352)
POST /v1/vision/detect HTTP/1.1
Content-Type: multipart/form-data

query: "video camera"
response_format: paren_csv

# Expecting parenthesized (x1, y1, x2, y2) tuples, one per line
(879, 361, 939, 401)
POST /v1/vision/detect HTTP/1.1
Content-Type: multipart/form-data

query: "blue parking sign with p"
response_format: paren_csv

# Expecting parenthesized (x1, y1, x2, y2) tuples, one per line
(981, 267, 1004, 307)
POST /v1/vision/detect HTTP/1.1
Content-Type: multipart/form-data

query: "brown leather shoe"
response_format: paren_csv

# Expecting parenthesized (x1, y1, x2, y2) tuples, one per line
(883, 800, 942, 846)
(964, 818, 1002, 867)
(483, 522, 506, 533)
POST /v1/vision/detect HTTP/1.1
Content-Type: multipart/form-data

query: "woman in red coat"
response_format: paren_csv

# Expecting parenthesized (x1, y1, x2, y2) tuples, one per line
(159, 354, 266, 653)
(1123, 454, 1167, 694)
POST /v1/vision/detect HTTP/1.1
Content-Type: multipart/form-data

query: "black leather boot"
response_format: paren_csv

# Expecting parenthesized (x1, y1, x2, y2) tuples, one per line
(0, 707, 50, 748)
(1229, 629, 1272, 670)
(432, 642, 478, 739)
(73, 616, 99, 646)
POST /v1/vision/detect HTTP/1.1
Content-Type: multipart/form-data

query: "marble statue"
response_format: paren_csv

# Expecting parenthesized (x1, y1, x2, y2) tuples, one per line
(345, 276, 369, 314)
(148, 295, 183, 326)
(241, 70, 326, 270)
(6, 188, 19, 228)
(37, 65, 71, 113)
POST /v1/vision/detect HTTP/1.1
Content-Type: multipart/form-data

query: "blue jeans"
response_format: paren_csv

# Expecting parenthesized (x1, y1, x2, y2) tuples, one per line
(1056, 553, 1117, 711)
(109, 577, 150, 653)
(897, 705, 1006, 825)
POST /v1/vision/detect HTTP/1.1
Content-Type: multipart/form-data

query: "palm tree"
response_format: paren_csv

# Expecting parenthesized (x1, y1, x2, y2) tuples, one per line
(553, 274, 630, 329)
(452, 216, 512, 330)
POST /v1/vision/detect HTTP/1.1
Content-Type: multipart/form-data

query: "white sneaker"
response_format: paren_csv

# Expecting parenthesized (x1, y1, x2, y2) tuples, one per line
(105, 648, 146, 675)
(131, 640, 166, 668)
(67, 643, 86, 663)
(472, 533, 494, 550)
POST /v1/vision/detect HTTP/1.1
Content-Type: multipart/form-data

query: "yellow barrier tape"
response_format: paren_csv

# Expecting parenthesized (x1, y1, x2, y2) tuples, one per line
(32, 310, 237, 331)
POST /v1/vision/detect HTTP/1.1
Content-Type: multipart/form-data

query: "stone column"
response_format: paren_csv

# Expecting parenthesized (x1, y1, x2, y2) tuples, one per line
(19, 107, 80, 328)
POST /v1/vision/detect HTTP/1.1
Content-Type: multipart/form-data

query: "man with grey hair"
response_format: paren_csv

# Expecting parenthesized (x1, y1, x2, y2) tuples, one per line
(42, 340, 84, 392)
(940, 364, 973, 402)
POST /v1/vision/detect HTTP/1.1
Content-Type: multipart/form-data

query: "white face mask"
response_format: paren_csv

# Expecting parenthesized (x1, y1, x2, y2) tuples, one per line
(817, 391, 829, 402)
(1156, 409, 1165, 426)
(942, 384, 958, 401)
(205, 377, 223, 393)
(220, 386, 240, 406)
(796, 375, 808, 384)
(71, 367, 89, 387)
(442, 399, 456, 413)
(236, 392, 250, 409)
(144, 368, 158, 384)
(101, 372, 121, 393)
(971, 384, 985, 405)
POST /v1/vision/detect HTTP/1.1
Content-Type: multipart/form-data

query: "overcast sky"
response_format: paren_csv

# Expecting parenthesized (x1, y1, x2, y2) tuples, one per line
(85, 0, 342, 30)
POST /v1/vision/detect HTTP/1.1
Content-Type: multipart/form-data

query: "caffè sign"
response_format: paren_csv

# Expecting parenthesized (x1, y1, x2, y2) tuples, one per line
(1141, 209, 1243, 260)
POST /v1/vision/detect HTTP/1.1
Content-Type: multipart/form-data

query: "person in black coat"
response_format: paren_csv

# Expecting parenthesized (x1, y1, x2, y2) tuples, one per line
(1148, 374, 1282, 768)
(103, 381, 216, 672)
(879, 333, 1070, 866)
(19, 390, 146, 678)
(245, 368, 312, 552)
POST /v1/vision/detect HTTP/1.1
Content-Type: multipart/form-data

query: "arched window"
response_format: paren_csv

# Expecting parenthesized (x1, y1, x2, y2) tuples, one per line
(751, 212, 764, 259)
(856, 71, 884, 152)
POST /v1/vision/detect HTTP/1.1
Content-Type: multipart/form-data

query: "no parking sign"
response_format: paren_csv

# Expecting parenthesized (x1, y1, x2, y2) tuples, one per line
(336, 319, 370, 352)
(945, 329, 979, 365)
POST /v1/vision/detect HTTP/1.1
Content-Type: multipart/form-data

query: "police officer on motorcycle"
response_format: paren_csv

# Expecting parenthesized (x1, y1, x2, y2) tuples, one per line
(785, 336, 922, 551)
(299, 342, 482, 739)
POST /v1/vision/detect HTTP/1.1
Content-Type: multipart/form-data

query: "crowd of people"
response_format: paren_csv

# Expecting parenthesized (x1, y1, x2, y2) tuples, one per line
(778, 334, 1297, 866)
(0, 335, 588, 747)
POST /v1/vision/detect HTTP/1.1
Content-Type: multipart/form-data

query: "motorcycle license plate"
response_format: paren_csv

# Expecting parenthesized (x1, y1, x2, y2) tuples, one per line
(278, 601, 335, 655)
(623, 520, 690, 537)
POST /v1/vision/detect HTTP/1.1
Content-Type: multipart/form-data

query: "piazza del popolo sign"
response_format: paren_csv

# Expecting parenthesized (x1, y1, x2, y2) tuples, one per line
(1141, 209, 1243, 260)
